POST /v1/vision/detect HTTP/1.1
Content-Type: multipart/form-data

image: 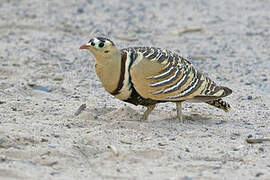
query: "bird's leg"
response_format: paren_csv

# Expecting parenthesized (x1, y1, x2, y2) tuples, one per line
(176, 102, 183, 122)
(141, 104, 156, 121)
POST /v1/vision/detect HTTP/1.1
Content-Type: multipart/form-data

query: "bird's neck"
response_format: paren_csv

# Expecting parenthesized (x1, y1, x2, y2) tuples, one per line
(94, 52, 122, 94)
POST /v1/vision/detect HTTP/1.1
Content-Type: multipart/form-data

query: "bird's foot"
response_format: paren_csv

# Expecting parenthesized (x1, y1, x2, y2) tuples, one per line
(140, 115, 147, 121)
(177, 115, 185, 123)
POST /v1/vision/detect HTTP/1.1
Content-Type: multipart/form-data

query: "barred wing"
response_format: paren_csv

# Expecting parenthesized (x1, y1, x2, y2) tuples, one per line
(129, 47, 232, 102)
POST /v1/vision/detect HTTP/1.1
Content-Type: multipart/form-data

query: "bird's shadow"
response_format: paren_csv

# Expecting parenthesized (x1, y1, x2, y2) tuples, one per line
(78, 106, 222, 126)
(156, 113, 213, 124)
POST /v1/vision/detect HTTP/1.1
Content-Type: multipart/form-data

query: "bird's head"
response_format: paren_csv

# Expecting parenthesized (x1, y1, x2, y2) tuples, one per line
(80, 37, 118, 59)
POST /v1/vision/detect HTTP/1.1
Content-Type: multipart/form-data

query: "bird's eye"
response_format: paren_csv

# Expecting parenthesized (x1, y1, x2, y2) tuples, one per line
(104, 50, 109, 53)
(99, 42, 104, 48)
(91, 42, 95, 46)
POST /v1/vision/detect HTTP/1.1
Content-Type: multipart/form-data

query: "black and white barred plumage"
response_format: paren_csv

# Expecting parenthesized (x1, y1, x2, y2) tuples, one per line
(80, 37, 232, 121)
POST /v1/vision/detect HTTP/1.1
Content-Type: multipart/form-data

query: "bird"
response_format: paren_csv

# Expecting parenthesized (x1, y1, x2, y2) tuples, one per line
(80, 37, 232, 122)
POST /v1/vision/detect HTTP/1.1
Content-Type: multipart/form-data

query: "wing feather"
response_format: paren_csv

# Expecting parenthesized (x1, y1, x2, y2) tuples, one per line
(128, 47, 232, 102)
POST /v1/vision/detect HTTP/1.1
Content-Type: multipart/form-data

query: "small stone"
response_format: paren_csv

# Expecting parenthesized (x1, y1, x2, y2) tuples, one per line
(230, 136, 236, 140)
(41, 138, 48, 142)
(0, 155, 6, 162)
(216, 120, 226, 125)
(232, 133, 241, 136)
(183, 176, 192, 180)
(247, 95, 252, 100)
(258, 147, 264, 152)
(50, 172, 60, 176)
(77, 8, 84, 14)
(255, 172, 263, 177)
(158, 142, 167, 146)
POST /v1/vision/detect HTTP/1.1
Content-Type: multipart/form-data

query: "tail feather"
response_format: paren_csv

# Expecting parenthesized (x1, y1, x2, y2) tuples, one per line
(206, 98, 231, 112)
(220, 86, 232, 97)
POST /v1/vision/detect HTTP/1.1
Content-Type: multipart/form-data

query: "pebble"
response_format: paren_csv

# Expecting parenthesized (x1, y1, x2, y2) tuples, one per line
(77, 8, 84, 14)
(0, 155, 6, 162)
(230, 136, 236, 140)
(183, 176, 192, 180)
(50, 172, 60, 176)
(247, 95, 253, 100)
(158, 142, 167, 146)
(0, 139, 4, 146)
(232, 147, 240, 151)
(216, 120, 226, 125)
(41, 138, 48, 142)
(255, 172, 263, 177)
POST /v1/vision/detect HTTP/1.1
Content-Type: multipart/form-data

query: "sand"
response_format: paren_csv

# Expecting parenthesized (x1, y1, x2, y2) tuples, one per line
(0, 0, 270, 179)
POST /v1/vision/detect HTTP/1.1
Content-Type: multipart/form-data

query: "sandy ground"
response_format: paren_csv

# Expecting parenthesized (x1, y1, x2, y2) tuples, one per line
(0, 0, 270, 179)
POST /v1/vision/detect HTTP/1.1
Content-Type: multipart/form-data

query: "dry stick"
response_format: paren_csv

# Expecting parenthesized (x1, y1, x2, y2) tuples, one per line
(74, 104, 87, 116)
(190, 55, 212, 60)
(114, 36, 138, 42)
(107, 145, 119, 156)
(28, 84, 52, 92)
(246, 138, 270, 144)
(170, 27, 203, 35)
(120, 140, 132, 145)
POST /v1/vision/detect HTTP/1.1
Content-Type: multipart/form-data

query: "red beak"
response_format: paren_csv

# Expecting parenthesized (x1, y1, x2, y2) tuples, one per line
(79, 44, 89, 49)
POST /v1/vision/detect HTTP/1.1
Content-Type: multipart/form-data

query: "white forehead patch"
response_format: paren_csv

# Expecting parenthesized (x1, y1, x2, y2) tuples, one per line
(86, 38, 111, 49)
(93, 38, 100, 44)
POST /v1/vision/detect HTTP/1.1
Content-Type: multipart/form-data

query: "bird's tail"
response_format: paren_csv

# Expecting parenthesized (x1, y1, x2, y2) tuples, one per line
(206, 98, 231, 112)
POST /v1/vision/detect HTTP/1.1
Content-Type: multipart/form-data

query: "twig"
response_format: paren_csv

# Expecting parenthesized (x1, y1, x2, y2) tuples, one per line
(114, 36, 138, 42)
(170, 27, 203, 35)
(246, 138, 270, 144)
(158, 142, 167, 146)
(45, 161, 58, 167)
(28, 84, 52, 92)
(120, 140, 132, 145)
(190, 55, 212, 60)
(107, 145, 119, 156)
(74, 104, 86, 116)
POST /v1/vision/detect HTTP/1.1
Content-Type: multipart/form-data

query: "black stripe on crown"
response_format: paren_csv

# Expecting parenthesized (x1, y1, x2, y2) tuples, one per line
(96, 37, 115, 46)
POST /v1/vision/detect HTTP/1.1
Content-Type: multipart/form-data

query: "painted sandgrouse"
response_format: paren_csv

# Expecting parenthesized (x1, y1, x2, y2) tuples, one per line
(80, 37, 232, 121)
